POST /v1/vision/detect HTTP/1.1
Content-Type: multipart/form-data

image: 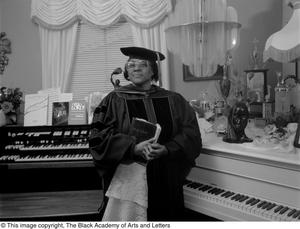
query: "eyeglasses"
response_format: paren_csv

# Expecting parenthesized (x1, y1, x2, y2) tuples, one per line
(126, 60, 149, 69)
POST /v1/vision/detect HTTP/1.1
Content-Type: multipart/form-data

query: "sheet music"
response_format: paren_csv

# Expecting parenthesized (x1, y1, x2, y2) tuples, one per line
(24, 94, 48, 126)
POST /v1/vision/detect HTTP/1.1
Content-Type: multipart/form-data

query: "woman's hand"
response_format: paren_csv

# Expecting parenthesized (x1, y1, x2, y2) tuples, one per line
(143, 143, 168, 160)
(133, 138, 155, 161)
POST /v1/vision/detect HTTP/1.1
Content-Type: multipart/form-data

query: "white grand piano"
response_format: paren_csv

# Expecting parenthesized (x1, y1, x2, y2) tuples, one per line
(184, 132, 300, 221)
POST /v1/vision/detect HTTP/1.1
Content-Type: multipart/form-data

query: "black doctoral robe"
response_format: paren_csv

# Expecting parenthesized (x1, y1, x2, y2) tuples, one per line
(89, 84, 202, 221)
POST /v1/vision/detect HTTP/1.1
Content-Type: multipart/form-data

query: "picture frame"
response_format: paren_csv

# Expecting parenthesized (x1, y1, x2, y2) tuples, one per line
(245, 69, 268, 102)
(183, 64, 223, 81)
(294, 119, 300, 149)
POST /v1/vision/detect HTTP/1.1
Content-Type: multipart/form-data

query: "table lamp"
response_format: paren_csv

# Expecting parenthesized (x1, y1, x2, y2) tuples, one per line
(264, 0, 300, 72)
(263, 0, 300, 112)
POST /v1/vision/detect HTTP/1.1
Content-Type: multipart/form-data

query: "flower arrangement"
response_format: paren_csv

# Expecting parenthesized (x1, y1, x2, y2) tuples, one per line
(0, 87, 23, 114)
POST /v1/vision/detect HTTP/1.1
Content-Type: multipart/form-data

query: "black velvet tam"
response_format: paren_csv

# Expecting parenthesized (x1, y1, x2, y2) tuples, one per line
(120, 46, 165, 61)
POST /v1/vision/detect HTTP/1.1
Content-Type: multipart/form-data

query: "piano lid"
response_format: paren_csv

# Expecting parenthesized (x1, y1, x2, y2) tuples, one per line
(202, 133, 300, 169)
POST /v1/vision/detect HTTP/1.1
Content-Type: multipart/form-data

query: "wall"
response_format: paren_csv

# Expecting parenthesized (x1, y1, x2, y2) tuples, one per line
(0, 0, 282, 101)
(0, 1, 2, 32)
(0, 0, 42, 95)
(169, 0, 282, 101)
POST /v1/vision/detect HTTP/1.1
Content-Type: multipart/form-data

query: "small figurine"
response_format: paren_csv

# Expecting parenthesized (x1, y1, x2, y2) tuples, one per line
(265, 85, 271, 102)
(250, 38, 261, 69)
(223, 102, 253, 143)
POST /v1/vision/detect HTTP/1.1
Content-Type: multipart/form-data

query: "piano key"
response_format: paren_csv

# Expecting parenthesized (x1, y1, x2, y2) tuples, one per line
(283, 208, 297, 221)
(236, 195, 246, 202)
(266, 203, 277, 211)
(257, 201, 267, 208)
(236, 197, 249, 210)
(245, 199, 264, 214)
(232, 196, 248, 210)
(214, 189, 225, 195)
(292, 210, 300, 219)
(209, 188, 225, 201)
(256, 202, 276, 218)
(288, 209, 300, 221)
(208, 188, 218, 194)
(261, 202, 271, 210)
(279, 207, 289, 214)
(221, 191, 231, 197)
(251, 200, 267, 215)
(199, 185, 212, 192)
(250, 199, 260, 206)
(278, 208, 293, 221)
(262, 203, 278, 219)
(239, 196, 249, 203)
(187, 182, 201, 189)
(245, 197, 256, 205)
(274, 205, 284, 213)
(231, 194, 240, 200)
(287, 209, 297, 217)
(271, 206, 289, 221)
(193, 183, 204, 189)
(224, 192, 235, 198)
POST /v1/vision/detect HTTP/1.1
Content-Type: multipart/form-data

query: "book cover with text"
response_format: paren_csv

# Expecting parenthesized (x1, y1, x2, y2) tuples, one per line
(68, 100, 87, 125)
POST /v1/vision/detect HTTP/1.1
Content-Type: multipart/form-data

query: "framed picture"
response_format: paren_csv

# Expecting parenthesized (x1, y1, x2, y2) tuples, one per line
(245, 69, 268, 102)
(294, 119, 300, 149)
(183, 64, 223, 81)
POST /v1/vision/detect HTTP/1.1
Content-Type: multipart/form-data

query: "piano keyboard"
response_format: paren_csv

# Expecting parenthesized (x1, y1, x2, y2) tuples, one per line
(184, 180, 300, 221)
(0, 124, 92, 164)
(5, 143, 89, 151)
(0, 152, 92, 162)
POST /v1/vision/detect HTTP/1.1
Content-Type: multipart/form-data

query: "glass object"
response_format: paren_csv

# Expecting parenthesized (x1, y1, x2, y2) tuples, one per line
(274, 72, 290, 114)
(126, 60, 149, 69)
(198, 91, 209, 111)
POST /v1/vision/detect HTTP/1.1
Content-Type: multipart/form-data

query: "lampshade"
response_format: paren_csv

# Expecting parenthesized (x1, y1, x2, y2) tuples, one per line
(263, 1, 300, 63)
(165, 0, 241, 77)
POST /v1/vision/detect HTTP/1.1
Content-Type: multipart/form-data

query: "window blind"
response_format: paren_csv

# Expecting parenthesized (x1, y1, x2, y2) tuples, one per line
(70, 22, 134, 101)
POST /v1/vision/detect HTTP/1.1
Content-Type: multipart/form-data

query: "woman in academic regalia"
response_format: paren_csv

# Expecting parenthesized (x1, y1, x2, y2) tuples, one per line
(89, 46, 202, 221)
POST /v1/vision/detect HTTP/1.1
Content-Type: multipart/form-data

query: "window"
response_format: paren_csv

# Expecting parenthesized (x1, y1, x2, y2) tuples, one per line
(70, 21, 134, 100)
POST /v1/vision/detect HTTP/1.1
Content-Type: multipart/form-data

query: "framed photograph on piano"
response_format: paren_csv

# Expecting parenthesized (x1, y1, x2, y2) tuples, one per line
(245, 69, 268, 103)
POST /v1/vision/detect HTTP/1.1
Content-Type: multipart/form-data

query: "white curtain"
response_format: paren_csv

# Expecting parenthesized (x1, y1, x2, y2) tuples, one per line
(31, 0, 172, 90)
(39, 22, 78, 92)
(31, 0, 172, 29)
(130, 18, 170, 88)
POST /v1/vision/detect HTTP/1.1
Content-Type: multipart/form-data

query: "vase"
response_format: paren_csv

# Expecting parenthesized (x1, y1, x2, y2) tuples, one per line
(0, 109, 6, 126)
(5, 111, 17, 125)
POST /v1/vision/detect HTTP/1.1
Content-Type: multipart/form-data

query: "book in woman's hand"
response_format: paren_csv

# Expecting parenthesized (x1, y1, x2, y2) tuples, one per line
(129, 117, 161, 143)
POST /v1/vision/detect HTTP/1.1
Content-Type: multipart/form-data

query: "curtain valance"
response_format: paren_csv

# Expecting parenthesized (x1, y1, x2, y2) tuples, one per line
(31, 0, 172, 29)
